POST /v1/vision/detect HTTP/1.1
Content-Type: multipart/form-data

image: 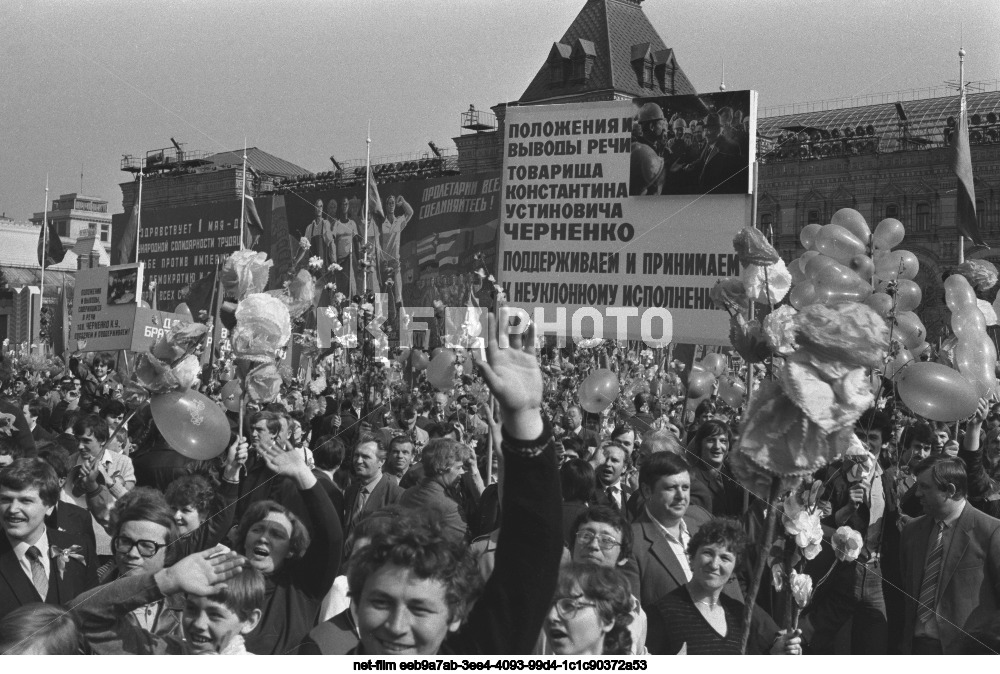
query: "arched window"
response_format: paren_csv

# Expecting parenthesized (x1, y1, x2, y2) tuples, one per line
(807, 209, 820, 224)
(915, 202, 931, 231)
(760, 213, 773, 234)
(885, 203, 899, 219)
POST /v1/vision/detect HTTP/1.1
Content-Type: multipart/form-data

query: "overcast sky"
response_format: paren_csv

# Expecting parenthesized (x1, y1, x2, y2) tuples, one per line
(2, 0, 998, 221)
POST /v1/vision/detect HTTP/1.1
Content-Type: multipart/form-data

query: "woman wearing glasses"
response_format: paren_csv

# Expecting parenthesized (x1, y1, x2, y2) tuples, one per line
(544, 563, 635, 655)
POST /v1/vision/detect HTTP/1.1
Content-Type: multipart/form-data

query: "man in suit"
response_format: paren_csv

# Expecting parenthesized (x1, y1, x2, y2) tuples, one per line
(343, 434, 402, 538)
(900, 455, 1000, 654)
(563, 406, 599, 459)
(591, 442, 633, 517)
(624, 452, 726, 611)
(23, 401, 57, 447)
(681, 111, 746, 195)
(0, 458, 97, 620)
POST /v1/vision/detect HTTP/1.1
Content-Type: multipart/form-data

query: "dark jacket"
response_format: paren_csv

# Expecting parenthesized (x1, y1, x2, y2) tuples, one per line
(0, 526, 97, 620)
(342, 473, 402, 537)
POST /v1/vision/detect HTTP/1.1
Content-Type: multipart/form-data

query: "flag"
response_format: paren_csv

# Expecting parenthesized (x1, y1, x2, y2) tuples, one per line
(367, 167, 384, 221)
(37, 220, 66, 267)
(953, 87, 987, 247)
(115, 202, 139, 264)
(242, 193, 264, 250)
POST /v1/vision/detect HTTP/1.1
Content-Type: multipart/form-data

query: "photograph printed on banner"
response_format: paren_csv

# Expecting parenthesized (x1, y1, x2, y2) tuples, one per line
(629, 90, 753, 197)
(106, 267, 139, 305)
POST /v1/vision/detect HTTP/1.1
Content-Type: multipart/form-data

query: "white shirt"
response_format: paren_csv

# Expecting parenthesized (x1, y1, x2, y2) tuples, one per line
(646, 506, 692, 581)
(604, 480, 623, 509)
(9, 528, 51, 588)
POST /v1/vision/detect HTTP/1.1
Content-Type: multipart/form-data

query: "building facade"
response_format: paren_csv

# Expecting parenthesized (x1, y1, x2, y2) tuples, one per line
(30, 193, 113, 253)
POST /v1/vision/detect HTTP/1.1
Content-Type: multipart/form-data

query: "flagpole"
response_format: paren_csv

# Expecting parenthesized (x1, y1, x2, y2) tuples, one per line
(39, 175, 49, 351)
(363, 121, 371, 295)
(957, 46, 966, 265)
(240, 138, 247, 251)
(135, 169, 144, 264)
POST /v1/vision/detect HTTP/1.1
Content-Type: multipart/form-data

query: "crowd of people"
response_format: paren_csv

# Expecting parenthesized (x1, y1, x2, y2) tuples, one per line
(0, 314, 999, 657)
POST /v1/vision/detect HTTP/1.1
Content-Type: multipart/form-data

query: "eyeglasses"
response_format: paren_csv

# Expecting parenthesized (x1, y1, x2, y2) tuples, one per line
(552, 596, 598, 619)
(112, 535, 167, 558)
(575, 531, 622, 550)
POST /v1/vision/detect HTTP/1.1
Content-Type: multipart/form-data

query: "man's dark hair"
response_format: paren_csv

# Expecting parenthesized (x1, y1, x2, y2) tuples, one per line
(251, 411, 284, 436)
(396, 405, 416, 420)
(388, 434, 415, 453)
(900, 422, 935, 450)
(639, 451, 691, 491)
(313, 435, 346, 471)
(856, 408, 893, 445)
(37, 446, 73, 481)
(914, 455, 968, 499)
(61, 409, 83, 435)
(0, 458, 61, 506)
(72, 415, 109, 444)
(24, 400, 46, 421)
(421, 438, 470, 478)
(109, 487, 179, 563)
(561, 436, 585, 455)
(560, 458, 595, 502)
(99, 399, 127, 420)
(210, 567, 266, 622)
(570, 505, 633, 562)
(356, 432, 386, 459)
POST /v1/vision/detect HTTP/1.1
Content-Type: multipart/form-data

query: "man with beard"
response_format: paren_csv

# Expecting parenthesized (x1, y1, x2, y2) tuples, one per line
(629, 103, 668, 196)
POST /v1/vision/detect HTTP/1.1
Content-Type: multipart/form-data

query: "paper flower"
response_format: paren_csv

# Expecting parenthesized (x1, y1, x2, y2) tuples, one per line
(171, 355, 202, 390)
(782, 491, 823, 558)
(222, 250, 273, 301)
(733, 226, 781, 267)
(741, 259, 791, 305)
(710, 278, 749, 314)
(328, 262, 343, 272)
(793, 302, 889, 370)
(0, 412, 17, 437)
(831, 526, 863, 562)
(308, 375, 327, 396)
(299, 237, 310, 251)
(978, 299, 998, 327)
(763, 305, 798, 356)
(135, 353, 180, 393)
(771, 564, 784, 592)
(231, 294, 292, 362)
(789, 570, 814, 608)
(954, 259, 999, 292)
(843, 433, 875, 483)
(268, 269, 315, 321)
(246, 363, 283, 403)
(308, 256, 324, 270)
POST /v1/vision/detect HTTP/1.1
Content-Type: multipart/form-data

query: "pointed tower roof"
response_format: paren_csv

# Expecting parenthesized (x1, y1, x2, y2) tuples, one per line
(518, 0, 697, 105)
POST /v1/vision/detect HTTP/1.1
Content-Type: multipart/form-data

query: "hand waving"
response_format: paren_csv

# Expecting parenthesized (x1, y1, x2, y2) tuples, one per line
(473, 311, 543, 440)
(154, 545, 246, 597)
(259, 440, 316, 490)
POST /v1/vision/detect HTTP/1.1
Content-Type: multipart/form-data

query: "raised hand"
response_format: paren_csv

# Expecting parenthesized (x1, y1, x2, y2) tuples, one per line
(473, 311, 543, 440)
(222, 436, 249, 482)
(259, 438, 316, 490)
(154, 545, 246, 597)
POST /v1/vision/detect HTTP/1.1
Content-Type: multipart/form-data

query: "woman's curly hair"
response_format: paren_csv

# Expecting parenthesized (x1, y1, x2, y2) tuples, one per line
(164, 472, 222, 520)
(555, 563, 634, 655)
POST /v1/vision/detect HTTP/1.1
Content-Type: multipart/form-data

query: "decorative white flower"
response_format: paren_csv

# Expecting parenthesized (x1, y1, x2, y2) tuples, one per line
(325, 283, 336, 290)
(763, 305, 798, 356)
(843, 433, 875, 483)
(789, 570, 813, 608)
(299, 237, 310, 250)
(741, 258, 792, 305)
(771, 564, 784, 592)
(328, 262, 343, 272)
(831, 526, 864, 562)
(978, 299, 998, 327)
(308, 256, 323, 270)
(782, 490, 823, 554)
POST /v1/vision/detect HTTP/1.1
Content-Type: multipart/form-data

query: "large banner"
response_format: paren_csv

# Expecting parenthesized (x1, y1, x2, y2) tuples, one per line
(275, 172, 501, 309)
(498, 91, 757, 346)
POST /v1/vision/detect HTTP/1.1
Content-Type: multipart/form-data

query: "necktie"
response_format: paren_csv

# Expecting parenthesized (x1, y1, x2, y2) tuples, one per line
(25, 546, 48, 600)
(606, 486, 619, 510)
(350, 487, 369, 529)
(917, 521, 946, 624)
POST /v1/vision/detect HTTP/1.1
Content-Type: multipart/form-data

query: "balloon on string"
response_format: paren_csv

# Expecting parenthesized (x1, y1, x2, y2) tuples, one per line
(804, 254, 840, 280)
(789, 258, 808, 285)
(395, 347, 411, 364)
(813, 263, 873, 304)
(410, 350, 429, 372)
(701, 353, 728, 377)
(894, 279, 922, 313)
(955, 340, 998, 398)
(219, 379, 243, 413)
(815, 224, 867, 264)
(717, 377, 746, 407)
(874, 250, 919, 282)
(174, 303, 194, 321)
(426, 349, 457, 390)
(883, 345, 913, 379)
(849, 254, 875, 280)
(896, 362, 980, 422)
(687, 369, 716, 399)
(873, 218, 905, 250)
(580, 368, 619, 413)
(789, 282, 818, 311)
(864, 292, 894, 318)
(893, 311, 927, 351)
(800, 223, 823, 250)
(799, 250, 821, 271)
(830, 208, 872, 245)
(944, 274, 978, 311)
(951, 306, 987, 340)
(150, 389, 231, 460)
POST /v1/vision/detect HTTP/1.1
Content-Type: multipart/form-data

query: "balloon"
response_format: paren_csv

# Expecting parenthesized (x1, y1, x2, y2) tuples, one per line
(864, 292, 893, 318)
(874, 250, 919, 281)
(804, 254, 839, 280)
(789, 258, 808, 285)
(813, 263, 873, 304)
(883, 346, 913, 379)
(952, 307, 987, 340)
(410, 350, 429, 372)
(219, 379, 243, 413)
(687, 370, 717, 399)
(893, 311, 927, 351)
(140, 300, 151, 309)
(955, 340, 997, 398)
(426, 349, 457, 390)
(395, 347, 411, 364)
(800, 223, 823, 250)
(830, 208, 872, 245)
(873, 218, 905, 250)
(815, 225, 867, 264)
(580, 369, 619, 413)
(894, 279, 922, 313)
(789, 282, 818, 310)
(149, 389, 231, 460)
(911, 341, 932, 359)
(174, 303, 194, 321)
(717, 378, 746, 407)
(944, 274, 977, 311)
(849, 254, 875, 280)
(701, 353, 728, 378)
(896, 362, 980, 422)
(799, 250, 821, 271)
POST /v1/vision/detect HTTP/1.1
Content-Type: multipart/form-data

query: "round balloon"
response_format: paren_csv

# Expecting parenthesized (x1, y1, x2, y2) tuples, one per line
(830, 208, 872, 245)
(219, 379, 243, 413)
(410, 350, 430, 372)
(813, 263, 872, 304)
(884, 346, 913, 379)
(717, 377, 746, 407)
(873, 218, 905, 250)
(687, 370, 716, 399)
(864, 292, 894, 318)
(150, 389, 231, 460)
(426, 349, 458, 390)
(894, 279, 922, 313)
(804, 254, 839, 281)
(800, 223, 823, 251)
(174, 303, 194, 321)
(894, 311, 927, 351)
(580, 369, 619, 413)
(789, 282, 818, 310)
(849, 254, 875, 280)
(701, 353, 728, 377)
(874, 250, 919, 282)
(896, 362, 980, 422)
(815, 224, 866, 264)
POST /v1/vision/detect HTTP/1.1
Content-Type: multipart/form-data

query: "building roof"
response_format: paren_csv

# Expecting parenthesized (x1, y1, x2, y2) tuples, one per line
(0, 221, 77, 272)
(518, 0, 696, 104)
(758, 89, 1000, 155)
(204, 147, 309, 178)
